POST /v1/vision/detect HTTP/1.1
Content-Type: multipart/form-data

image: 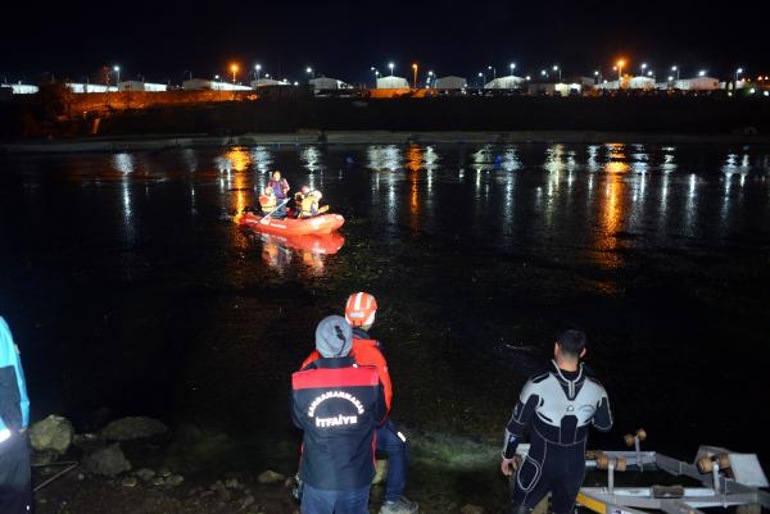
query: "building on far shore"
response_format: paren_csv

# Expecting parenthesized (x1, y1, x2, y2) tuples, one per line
(118, 81, 168, 92)
(527, 82, 581, 96)
(251, 78, 290, 88)
(484, 75, 525, 89)
(182, 79, 251, 91)
(376, 76, 410, 89)
(596, 76, 655, 91)
(434, 76, 467, 90)
(0, 83, 39, 95)
(674, 77, 719, 91)
(66, 83, 118, 93)
(309, 77, 351, 92)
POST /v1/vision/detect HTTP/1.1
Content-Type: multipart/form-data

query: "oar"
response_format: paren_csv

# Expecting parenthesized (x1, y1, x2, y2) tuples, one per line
(260, 198, 291, 224)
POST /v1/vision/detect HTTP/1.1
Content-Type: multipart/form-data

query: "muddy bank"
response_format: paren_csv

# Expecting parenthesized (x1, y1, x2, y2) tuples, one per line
(3, 130, 770, 154)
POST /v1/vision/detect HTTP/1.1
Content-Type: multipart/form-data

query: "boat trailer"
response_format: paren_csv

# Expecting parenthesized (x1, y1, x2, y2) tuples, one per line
(575, 430, 770, 514)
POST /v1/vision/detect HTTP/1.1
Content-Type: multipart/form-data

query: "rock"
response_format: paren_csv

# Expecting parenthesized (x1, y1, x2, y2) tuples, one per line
(257, 470, 285, 485)
(121, 476, 138, 488)
(135, 468, 156, 482)
(81, 444, 131, 477)
(166, 474, 185, 487)
(99, 416, 168, 442)
(372, 459, 388, 485)
(152, 476, 166, 487)
(225, 477, 241, 489)
(158, 468, 173, 478)
(242, 495, 256, 508)
(31, 450, 60, 467)
(29, 415, 74, 455)
(461, 505, 484, 514)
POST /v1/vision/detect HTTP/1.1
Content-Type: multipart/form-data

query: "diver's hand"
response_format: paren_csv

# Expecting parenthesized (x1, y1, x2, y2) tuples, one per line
(501, 457, 518, 477)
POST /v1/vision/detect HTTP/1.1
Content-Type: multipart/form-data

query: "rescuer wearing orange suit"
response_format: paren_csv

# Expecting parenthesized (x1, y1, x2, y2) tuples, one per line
(300, 293, 418, 514)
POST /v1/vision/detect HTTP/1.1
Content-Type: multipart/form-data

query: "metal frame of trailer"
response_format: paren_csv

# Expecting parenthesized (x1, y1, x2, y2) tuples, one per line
(575, 445, 770, 514)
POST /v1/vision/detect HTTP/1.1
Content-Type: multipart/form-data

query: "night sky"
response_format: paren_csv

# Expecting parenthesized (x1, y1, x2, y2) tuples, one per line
(1, 0, 767, 85)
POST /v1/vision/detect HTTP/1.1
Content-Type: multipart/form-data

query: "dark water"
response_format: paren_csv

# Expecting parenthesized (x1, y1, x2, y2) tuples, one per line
(1, 143, 768, 472)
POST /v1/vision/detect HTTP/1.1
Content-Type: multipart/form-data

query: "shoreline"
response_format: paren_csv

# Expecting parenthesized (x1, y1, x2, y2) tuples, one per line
(3, 130, 770, 154)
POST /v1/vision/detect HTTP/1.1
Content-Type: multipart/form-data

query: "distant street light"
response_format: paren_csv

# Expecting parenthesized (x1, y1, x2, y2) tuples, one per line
(509, 63, 516, 76)
(412, 63, 418, 88)
(616, 60, 625, 81)
(668, 75, 674, 82)
(214, 74, 220, 81)
(553, 65, 561, 81)
(735, 67, 744, 83)
(230, 63, 239, 83)
(427, 70, 435, 88)
(113, 65, 121, 85)
(255, 64, 262, 83)
(525, 75, 531, 81)
(488, 66, 496, 79)
(671, 65, 680, 80)
(306, 67, 314, 79)
(478, 72, 485, 87)
(389, 62, 395, 76)
(541, 69, 547, 78)
(641, 63, 648, 73)
(698, 70, 706, 77)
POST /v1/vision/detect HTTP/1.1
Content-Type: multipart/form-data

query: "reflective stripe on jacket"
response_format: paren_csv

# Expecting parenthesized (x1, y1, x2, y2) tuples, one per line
(300, 336, 392, 413)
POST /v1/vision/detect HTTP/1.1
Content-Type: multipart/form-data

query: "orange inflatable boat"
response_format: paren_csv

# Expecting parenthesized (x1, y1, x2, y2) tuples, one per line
(238, 212, 345, 236)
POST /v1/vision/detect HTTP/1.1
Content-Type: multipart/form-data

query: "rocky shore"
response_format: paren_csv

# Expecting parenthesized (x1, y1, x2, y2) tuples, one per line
(29, 414, 509, 514)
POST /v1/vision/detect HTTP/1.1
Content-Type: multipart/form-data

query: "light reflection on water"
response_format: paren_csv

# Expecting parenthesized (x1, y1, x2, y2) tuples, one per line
(7, 143, 770, 276)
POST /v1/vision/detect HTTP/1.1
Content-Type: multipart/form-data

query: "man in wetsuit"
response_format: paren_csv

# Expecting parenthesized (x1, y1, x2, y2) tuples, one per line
(501, 329, 612, 514)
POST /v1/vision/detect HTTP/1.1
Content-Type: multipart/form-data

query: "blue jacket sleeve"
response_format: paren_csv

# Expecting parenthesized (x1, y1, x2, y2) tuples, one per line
(1, 317, 29, 431)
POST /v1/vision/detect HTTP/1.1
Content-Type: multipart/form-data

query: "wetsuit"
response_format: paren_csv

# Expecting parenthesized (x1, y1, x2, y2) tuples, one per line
(503, 361, 612, 514)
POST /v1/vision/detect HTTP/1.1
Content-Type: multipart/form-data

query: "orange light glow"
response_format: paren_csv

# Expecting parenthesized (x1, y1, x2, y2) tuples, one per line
(617, 60, 626, 69)
(231, 64, 239, 73)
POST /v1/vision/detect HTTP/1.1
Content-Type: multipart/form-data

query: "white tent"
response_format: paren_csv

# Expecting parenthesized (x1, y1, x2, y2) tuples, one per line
(674, 77, 719, 91)
(434, 76, 467, 90)
(183, 79, 251, 91)
(628, 77, 655, 90)
(309, 77, 350, 91)
(251, 78, 290, 88)
(1, 83, 38, 94)
(119, 81, 168, 92)
(484, 75, 525, 89)
(527, 82, 580, 96)
(376, 76, 409, 89)
(66, 83, 118, 93)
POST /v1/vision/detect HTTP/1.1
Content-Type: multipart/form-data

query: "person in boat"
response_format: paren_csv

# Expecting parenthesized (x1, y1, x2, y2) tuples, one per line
(0, 316, 32, 514)
(292, 315, 387, 514)
(300, 293, 419, 514)
(299, 190, 329, 219)
(268, 171, 290, 201)
(259, 186, 277, 215)
(293, 186, 310, 218)
(501, 329, 613, 514)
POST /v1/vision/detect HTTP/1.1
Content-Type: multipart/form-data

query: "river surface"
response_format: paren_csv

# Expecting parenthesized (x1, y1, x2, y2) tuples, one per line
(1, 142, 768, 477)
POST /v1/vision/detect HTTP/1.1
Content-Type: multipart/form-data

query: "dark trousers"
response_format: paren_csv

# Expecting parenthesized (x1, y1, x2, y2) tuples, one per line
(510, 440, 585, 514)
(377, 420, 410, 502)
(301, 483, 370, 514)
(0, 431, 32, 514)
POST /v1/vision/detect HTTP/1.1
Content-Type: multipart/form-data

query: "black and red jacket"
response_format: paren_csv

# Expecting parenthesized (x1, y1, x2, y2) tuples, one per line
(291, 356, 386, 491)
